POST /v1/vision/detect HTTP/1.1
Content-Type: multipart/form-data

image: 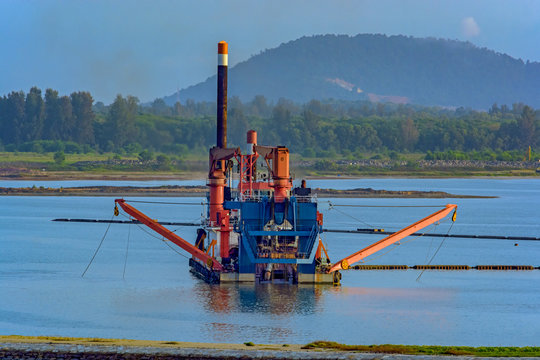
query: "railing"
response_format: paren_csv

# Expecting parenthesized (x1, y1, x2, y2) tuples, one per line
(241, 223, 319, 260)
(297, 225, 319, 259)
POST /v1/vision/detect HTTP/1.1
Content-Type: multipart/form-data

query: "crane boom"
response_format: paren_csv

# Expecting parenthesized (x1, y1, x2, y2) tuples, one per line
(114, 199, 224, 271)
(328, 204, 457, 273)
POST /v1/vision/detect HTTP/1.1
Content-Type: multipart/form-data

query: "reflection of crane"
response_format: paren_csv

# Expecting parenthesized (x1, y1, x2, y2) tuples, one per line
(111, 41, 458, 285)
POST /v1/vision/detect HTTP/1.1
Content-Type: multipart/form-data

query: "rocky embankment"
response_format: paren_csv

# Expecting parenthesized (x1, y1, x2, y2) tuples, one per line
(299, 159, 540, 169)
(0, 185, 492, 198)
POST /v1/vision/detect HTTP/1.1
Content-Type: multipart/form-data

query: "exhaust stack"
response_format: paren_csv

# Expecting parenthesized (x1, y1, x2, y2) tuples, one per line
(217, 41, 228, 148)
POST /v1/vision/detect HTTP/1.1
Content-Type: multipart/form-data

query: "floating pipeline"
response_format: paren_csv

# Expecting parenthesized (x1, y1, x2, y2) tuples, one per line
(347, 264, 539, 270)
(325, 228, 540, 242)
(351, 265, 409, 270)
(414, 265, 471, 270)
(476, 265, 535, 270)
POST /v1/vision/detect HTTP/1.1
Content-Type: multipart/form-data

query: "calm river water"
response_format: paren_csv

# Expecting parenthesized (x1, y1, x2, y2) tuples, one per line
(1, 178, 539, 346)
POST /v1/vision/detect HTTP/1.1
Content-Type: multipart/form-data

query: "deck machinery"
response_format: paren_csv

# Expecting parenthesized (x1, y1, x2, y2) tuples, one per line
(114, 41, 457, 285)
(201, 128, 334, 284)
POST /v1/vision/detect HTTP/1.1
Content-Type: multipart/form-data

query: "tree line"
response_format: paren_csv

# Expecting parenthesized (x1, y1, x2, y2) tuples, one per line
(0, 87, 94, 149)
(0, 88, 538, 160)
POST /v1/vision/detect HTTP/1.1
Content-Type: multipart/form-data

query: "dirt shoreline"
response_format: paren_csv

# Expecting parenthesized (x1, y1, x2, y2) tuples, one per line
(0, 170, 538, 181)
(0, 335, 306, 353)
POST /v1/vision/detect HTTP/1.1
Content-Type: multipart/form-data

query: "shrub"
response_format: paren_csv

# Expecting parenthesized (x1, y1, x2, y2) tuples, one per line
(53, 151, 65, 164)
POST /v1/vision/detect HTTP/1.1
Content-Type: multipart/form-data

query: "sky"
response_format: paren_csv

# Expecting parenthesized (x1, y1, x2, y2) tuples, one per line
(1, 0, 539, 104)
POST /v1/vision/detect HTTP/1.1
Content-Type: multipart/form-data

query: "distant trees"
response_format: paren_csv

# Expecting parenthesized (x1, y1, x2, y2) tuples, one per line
(23, 87, 45, 142)
(518, 106, 536, 148)
(43, 89, 61, 140)
(105, 95, 138, 148)
(1, 91, 25, 145)
(400, 118, 419, 151)
(0, 87, 539, 160)
(70, 92, 95, 144)
(0, 87, 97, 150)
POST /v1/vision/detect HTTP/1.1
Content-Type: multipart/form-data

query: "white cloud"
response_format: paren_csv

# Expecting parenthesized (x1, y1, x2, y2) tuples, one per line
(461, 17, 480, 38)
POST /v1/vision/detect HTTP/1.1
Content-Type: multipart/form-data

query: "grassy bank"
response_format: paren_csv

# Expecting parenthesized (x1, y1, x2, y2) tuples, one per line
(1, 151, 538, 179)
(303, 341, 540, 357)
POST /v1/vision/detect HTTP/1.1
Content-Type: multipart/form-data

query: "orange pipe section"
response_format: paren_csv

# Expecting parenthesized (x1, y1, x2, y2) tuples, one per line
(272, 147, 290, 202)
(115, 199, 223, 271)
(209, 180, 225, 223)
(328, 204, 457, 273)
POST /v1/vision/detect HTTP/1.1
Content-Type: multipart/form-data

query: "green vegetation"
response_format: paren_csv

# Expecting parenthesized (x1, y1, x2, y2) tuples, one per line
(1, 86, 538, 177)
(53, 150, 65, 164)
(244, 341, 255, 346)
(302, 341, 540, 357)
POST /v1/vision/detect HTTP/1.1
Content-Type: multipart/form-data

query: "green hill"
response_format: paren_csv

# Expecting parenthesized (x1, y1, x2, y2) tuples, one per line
(165, 34, 540, 109)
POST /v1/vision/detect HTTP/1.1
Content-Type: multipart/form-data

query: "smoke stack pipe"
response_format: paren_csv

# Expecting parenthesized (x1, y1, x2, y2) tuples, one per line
(217, 41, 228, 148)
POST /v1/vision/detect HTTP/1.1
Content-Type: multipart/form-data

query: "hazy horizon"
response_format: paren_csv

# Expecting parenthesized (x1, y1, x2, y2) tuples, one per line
(1, 0, 539, 104)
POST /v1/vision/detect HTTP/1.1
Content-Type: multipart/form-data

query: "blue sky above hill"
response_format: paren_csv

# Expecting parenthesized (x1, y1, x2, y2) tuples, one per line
(1, 0, 538, 103)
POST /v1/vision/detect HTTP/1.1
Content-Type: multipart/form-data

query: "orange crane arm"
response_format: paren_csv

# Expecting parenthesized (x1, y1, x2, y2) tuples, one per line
(328, 204, 457, 273)
(115, 199, 223, 271)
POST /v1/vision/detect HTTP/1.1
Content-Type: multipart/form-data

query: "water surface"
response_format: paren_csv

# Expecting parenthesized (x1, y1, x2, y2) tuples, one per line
(1, 178, 539, 346)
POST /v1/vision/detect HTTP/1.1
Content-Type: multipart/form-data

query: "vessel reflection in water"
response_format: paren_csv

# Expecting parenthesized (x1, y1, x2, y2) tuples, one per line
(193, 283, 332, 315)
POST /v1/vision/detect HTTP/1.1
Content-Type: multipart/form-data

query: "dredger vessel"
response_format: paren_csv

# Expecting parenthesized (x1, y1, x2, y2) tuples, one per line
(114, 41, 457, 284)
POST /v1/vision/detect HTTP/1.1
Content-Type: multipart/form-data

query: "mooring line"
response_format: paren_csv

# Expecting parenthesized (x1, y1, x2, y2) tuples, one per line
(122, 223, 131, 280)
(81, 214, 114, 278)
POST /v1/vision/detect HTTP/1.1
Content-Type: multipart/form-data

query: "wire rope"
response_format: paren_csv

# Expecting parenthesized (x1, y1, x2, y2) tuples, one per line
(122, 223, 131, 279)
(327, 203, 448, 208)
(123, 199, 206, 206)
(417, 220, 456, 282)
(81, 214, 114, 277)
(327, 202, 376, 228)
(356, 218, 448, 264)
(118, 212, 190, 261)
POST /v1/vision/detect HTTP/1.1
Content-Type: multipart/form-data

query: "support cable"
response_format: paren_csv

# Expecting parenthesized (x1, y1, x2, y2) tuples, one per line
(326, 203, 448, 208)
(122, 223, 131, 280)
(417, 220, 455, 282)
(118, 211, 190, 261)
(327, 202, 375, 228)
(81, 214, 114, 278)
(361, 221, 442, 264)
(123, 199, 206, 206)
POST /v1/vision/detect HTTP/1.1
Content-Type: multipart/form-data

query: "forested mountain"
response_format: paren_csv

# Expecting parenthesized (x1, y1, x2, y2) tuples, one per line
(165, 34, 540, 109)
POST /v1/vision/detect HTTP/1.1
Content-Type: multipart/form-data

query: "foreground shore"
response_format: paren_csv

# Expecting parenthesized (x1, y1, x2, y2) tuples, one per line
(1, 336, 538, 359)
